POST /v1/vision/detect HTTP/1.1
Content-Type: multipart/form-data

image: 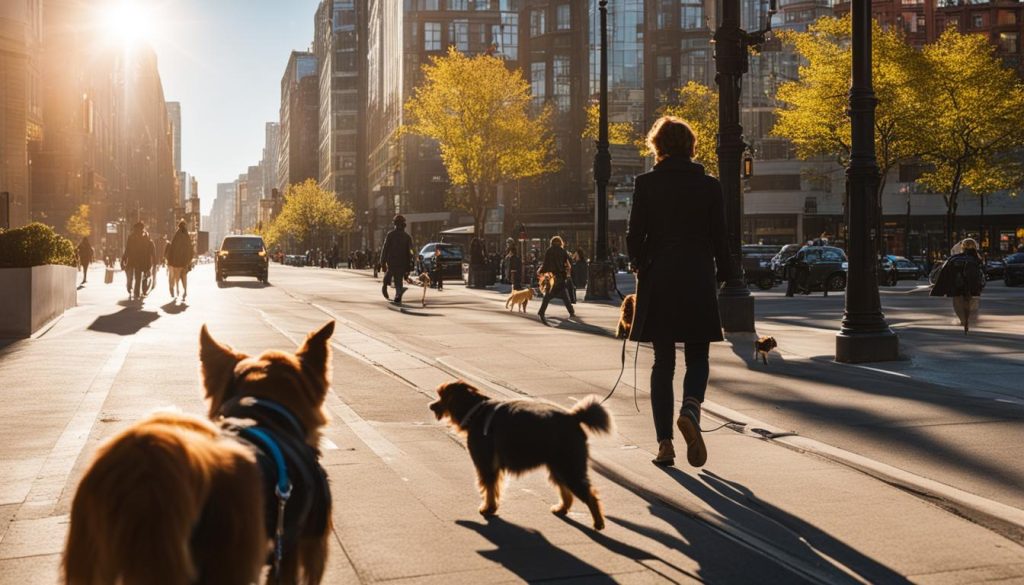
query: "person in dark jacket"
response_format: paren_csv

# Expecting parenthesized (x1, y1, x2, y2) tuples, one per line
(536, 235, 575, 325)
(571, 248, 588, 289)
(432, 246, 444, 291)
(122, 222, 153, 301)
(166, 220, 194, 301)
(379, 214, 413, 304)
(930, 238, 985, 333)
(76, 237, 93, 284)
(626, 116, 731, 469)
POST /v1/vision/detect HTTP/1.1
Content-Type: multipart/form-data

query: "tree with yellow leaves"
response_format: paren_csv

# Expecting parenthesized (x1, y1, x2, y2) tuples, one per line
(658, 82, 720, 177)
(582, 103, 636, 146)
(270, 179, 353, 252)
(772, 15, 921, 199)
(66, 204, 91, 240)
(909, 29, 1024, 247)
(404, 48, 560, 235)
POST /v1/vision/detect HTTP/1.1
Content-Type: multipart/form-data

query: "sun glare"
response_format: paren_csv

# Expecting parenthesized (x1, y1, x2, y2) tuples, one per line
(98, 1, 155, 45)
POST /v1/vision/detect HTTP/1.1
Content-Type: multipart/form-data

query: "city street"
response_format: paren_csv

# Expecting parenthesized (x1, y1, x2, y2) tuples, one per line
(1, 263, 1023, 583)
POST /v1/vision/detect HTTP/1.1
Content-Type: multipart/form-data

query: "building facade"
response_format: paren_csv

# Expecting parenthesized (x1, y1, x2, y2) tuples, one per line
(278, 51, 320, 193)
(0, 0, 42, 229)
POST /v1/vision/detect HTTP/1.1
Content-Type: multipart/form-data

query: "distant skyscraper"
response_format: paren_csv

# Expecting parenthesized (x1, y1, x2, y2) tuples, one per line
(166, 101, 182, 173)
(278, 51, 319, 193)
(262, 122, 280, 200)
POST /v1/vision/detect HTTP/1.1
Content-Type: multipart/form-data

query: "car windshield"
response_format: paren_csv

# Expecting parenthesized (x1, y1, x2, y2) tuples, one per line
(1005, 253, 1024, 264)
(222, 238, 264, 251)
(437, 246, 463, 259)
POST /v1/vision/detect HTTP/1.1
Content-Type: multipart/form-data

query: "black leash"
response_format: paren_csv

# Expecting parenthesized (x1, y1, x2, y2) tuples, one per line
(601, 337, 640, 412)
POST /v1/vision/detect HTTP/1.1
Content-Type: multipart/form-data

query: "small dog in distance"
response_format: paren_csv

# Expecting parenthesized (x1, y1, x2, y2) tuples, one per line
(538, 272, 556, 296)
(754, 336, 778, 365)
(429, 381, 612, 530)
(505, 287, 534, 312)
(616, 294, 636, 339)
(406, 273, 432, 307)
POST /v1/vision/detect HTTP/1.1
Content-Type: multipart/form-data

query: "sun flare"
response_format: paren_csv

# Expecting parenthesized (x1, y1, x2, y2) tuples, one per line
(98, 1, 155, 45)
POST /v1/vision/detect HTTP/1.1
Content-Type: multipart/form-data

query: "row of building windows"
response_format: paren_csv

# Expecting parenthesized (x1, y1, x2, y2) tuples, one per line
(422, 19, 519, 57)
(529, 5, 572, 37)
(409, 0, 516, 10)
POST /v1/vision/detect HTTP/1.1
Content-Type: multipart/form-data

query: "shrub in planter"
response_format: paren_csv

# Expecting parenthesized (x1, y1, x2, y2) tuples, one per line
(0, 223, 77, 268)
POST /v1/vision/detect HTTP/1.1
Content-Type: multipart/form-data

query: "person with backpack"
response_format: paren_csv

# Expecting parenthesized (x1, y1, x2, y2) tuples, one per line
(930, 238, 986, 333)
(536, 235, 575, 325)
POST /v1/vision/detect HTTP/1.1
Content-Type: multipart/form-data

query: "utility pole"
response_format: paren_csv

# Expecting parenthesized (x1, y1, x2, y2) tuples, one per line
(835, 0, 899, 362)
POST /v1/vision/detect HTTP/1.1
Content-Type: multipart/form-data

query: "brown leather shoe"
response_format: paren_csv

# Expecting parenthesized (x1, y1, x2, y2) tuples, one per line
(677, 402, 707, 468)
(651, 439, 675, 467)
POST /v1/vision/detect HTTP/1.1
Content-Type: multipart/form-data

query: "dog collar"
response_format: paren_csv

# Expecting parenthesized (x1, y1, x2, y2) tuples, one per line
(459, 400, 489, 429)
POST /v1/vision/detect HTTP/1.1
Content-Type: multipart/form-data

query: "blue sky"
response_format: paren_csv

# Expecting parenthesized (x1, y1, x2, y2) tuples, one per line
(146, 0, 322, 214)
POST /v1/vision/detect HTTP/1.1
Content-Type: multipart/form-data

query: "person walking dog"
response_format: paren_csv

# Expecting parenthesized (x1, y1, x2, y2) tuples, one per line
(166, 220, 194, 301)
(930, 238, 986, 333)
(536, 236, 575, 325)
(380, 214, 413, 304)
(626, 116, 732, 468)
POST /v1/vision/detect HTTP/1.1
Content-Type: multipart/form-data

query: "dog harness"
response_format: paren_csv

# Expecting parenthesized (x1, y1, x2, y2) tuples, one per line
(219, 396, 331, 581)
(459, 399, 504, 436)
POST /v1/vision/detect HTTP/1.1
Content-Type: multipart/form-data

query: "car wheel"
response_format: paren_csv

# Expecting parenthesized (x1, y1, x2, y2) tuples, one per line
(757, 275, 774, 290)
(216, 272, 224, 282)
(827, 273, 847, 291)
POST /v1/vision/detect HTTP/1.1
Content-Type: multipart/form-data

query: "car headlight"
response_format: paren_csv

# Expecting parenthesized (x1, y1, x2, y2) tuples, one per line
(841, 262, 849, 269)
(258, 250, 266, 257)
(218, 250, 229, 257)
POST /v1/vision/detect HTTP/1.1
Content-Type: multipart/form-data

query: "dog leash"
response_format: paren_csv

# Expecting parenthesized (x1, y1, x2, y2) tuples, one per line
(601, 338, 641, 412)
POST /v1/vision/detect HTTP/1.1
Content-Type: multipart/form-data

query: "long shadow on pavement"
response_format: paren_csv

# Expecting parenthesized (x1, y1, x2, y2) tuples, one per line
(88, 307, 160, 335)
(657, 468, 910, 584)
(456, 516, 616, 583)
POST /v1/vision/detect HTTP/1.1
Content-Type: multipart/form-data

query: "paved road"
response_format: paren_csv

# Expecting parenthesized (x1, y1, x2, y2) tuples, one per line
(0, 263, 1022, 583)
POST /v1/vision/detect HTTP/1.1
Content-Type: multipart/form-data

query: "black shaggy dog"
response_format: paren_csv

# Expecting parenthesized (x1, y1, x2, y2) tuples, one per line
(429, 381, 612, 530)
(754, 336, 778, 365)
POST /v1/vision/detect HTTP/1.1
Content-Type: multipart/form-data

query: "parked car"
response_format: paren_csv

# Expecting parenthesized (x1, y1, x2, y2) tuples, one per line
(985, 257, 1006, 281)
(1003, 253, 1024, 286)
(742, 244, 782, 290)
(283, 254, 305, 267)
(784, 245, 848, 293)
(771, 244, 803, 281)
(417, 243, 465, 281)
(216, 235, 269, 283)
(880, 255, 924, 283)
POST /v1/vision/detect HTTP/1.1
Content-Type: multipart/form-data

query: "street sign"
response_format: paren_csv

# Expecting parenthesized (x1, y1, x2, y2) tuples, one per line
(106, 222, 118, 234)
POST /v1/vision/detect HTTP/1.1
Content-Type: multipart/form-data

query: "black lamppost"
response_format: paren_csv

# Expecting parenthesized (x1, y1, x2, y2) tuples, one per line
(586, 0, 612, 301)
(835, 0, 899, 362)
(713, 0, 771, 331)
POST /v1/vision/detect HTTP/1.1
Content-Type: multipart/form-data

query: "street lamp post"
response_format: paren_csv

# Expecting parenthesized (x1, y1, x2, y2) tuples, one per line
(835, 0, 899, 362)
(713, 0, 768, 331)
(586, 0, 613, 301)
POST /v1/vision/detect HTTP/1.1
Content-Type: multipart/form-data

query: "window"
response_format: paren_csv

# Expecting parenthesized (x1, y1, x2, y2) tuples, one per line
(530, 8, 545, 36)
(421, 0, 439, 9)
(556, 4, 570, 30)
(821, 249, 845, 262)
(681, 3, 704, 29)
(474, 0, 492, 9)
(424, 22, 441, 50)
(972, 14, 984, 28)
(530, 61, 546, 106)
(553, 56, 570, 112)
(449, 19, 469, 51)
(917, 16, 926, 32)
(448, 0, 468, 9)
(1000, 32, 1019, 53)
(656, 55, 672, 80)
(997, 10, 1017, 25)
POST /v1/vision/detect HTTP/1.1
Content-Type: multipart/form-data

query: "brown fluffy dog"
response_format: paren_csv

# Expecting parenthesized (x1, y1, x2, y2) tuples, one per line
(429, 381, 612, 530)
(505, 287, 534, 312)
(754, 335, 778, 365)
(63, 322, 336, 585)
(616, 294, 637, 339)
(538, 272, 556, 296)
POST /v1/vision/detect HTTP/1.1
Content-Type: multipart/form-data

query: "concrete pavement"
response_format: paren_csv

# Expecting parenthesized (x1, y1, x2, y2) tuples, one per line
(0, 262, 1022, 583)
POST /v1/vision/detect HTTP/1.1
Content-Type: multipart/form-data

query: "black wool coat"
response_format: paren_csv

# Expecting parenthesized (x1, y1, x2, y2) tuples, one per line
(380, 227, 413, 274)
(625, 157, 732, 343)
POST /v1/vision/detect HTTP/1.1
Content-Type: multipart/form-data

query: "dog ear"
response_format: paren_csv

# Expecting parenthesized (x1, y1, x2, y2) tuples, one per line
(199, 324, 246, 406)
(297, 320, 335, 381)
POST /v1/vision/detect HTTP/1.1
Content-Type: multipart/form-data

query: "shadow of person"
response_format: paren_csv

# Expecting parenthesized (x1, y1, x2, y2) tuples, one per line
(658, 467, 909, 584)
(88, 308, 160, 336)
(455, 516, 615, 583)
(160, 301, 188, 315)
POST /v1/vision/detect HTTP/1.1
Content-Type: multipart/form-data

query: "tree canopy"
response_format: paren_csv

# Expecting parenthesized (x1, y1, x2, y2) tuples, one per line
(267, 179, 354, 251)
(404, 48, 560, 234)
(582, 103, 637, 146)
(658, 81, 720, 177)
(66, 204, 91, 240)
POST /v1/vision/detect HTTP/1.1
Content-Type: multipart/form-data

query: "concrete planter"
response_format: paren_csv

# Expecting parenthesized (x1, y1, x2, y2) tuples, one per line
(0, 265, 77, 337)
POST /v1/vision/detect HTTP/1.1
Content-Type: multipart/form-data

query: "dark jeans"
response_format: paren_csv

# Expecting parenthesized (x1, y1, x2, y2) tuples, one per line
(651, 340, 710, 441)
(433, 266, 443, 290)
(538, 277, 574, 316)
(383, 271, 407, 300)
(126, 266, 147, 298)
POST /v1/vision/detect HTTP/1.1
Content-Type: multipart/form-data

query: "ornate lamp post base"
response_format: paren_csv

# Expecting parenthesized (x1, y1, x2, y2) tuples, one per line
(585, 261, 614, 301)
(718, 293, 755, 332)
(836, 329, 899, 363)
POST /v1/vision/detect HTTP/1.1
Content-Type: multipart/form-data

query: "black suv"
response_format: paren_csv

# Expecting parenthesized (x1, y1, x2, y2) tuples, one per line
(741, 244, 782, 290)
(417, 243, 464, 281)
(216, 235, 269, 283)
(784, 245, 848, 293)
(1004, 253, 1024, 286)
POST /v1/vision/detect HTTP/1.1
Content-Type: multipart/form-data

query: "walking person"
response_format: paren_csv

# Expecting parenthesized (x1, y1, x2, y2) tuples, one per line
(76, 237, 93, 284)
(122, 222, 152, 301)
(626, 116, 731, 468)
(166, 220, 194, 301)
(379, 215, 413, 304)
(930, 238, 986, 333)
(432, 246, 444, 291)
(536, 236, 575, 325)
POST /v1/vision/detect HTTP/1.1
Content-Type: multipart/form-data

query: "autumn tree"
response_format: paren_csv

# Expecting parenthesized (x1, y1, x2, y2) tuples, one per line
(658, 82, 720, 177)
(404, 48, 560, 235)
(909, 29, 1024, 247)
(66, 204, 91, 240)
(772, 15, 921, 199)
(271, 179, 354, 252)
(582, 102, 637, 146)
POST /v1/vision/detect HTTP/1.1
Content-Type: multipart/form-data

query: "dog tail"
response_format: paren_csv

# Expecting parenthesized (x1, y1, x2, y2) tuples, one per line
(570, 395, 613, 434)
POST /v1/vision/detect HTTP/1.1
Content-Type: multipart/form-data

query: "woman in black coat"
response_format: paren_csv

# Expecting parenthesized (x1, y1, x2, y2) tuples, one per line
(536, 235, 575, 325)
(626, 116, 731, 469)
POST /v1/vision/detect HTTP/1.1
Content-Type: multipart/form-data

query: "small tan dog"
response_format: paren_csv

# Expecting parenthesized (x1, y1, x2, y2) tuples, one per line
(754, 336, 778, 364)
(616, 294, 637, 339)
(538, 272, 556, 296)
(506, 287, 534, 312)
(406, 273, 432, 307)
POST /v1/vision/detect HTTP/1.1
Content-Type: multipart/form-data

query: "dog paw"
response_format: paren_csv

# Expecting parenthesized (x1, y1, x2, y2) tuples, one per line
(479, 505, 498, 516)
(592, 518, 605, 531)
(551, 505, 570, 516)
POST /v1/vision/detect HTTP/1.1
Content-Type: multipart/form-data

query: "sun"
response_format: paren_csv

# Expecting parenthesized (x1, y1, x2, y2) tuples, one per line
(98, 1, 155, 45)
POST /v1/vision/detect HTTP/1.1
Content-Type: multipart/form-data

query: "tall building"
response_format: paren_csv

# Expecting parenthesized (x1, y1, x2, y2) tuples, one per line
(262, 122, 280, 202)
(0, 0, 42, 229)
(278, 51, 320, 193)
(314, 0, 365, 211)
(934, 0, 1023, 77)
(166, 101, 181, 173)
(210, 181, 236, 245)
(234, 172, 248, 233)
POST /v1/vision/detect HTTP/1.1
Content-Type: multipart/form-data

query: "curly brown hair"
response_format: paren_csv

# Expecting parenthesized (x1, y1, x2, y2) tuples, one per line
(645, 116, 696, 162)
